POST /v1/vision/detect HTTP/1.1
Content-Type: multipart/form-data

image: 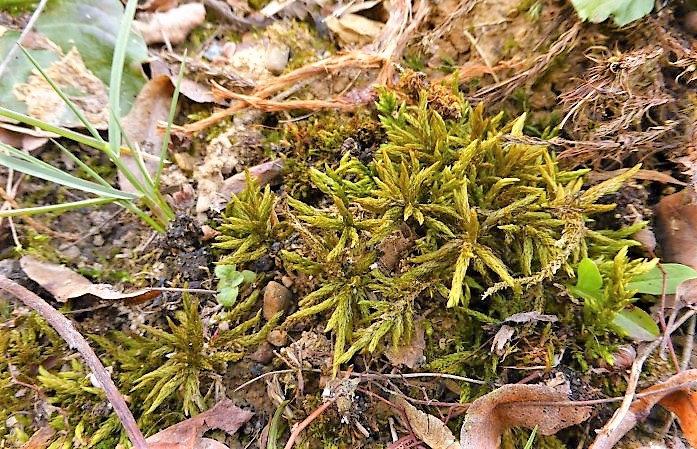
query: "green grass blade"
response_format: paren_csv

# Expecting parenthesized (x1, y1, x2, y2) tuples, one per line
(18, 45, 104, 142)
(52, 140, 112, 188)
(0, 151, 138, 200)
(0, 197, 116, 217)
(108, 0, 139, 158)
(110, 108, 154, 188)
(155, 57, 186, 187)
(0, 107, 107, 151)
(0, 141, 67, 174)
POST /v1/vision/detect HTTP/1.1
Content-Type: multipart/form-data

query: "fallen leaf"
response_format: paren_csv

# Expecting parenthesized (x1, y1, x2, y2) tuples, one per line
(221, 158, 284, 198)
(146, 398, 253, 449)
(325, 14, 384, 46)
(20, 255, 158, 303)
(385, 322, 425, 368)
(140, 0, 178, 12)
(13, 48, 109, 128)
(34, 0, 147, 112)
(133, 3, 206, 45)
(393, 396, 459, 449)
(590, 369, 697, 449)
(504, 311, 558, 324)
(0, 123, 51, 151)
(655, 187, 697, 269)
(20, 426, 56, 449)
(490, 325, 514, 356)
(460, 383, 592, 449)
(119, 74, 174, 193)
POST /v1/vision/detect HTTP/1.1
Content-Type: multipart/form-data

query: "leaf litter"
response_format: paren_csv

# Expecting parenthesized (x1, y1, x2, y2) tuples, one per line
(7, 0, 697, 448)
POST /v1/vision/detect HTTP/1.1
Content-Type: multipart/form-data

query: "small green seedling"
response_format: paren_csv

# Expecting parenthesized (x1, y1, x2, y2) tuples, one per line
(571, 0, 654, 26)
(215, 264, 256, 307)
(626, 263, 697, 295)
(571, 257, 659, 341)
(522, 426, 538, 449)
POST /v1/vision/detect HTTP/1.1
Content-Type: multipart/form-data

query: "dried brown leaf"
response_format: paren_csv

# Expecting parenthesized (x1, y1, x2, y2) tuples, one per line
(655, 187, 697, 269)
(490, 325, 514, 356)
(146, 398, 253, 449)
(221, 158, 285, 198)
(20, 426, 56, 449)
(133, 3, 206, 45)
(119, 74, 174, 193)
(0, 123, 51, 151)
(385, 323, 425, 368)
(20, 255, 158, 303)
(393, 396, 459, 449)
(590, 369, 697, 449)
(460, 383, 591, 449)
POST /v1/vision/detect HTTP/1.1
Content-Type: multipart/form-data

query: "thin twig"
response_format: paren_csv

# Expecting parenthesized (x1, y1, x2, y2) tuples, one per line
(0, 275, 148, 449)
(282, 399, 335, 449)
(590, 339, 661, 447)
(681, 314, 696, 371)
(353, 371, 484, 385)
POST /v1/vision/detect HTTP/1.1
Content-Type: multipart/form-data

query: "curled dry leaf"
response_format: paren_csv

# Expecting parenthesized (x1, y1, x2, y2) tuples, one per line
(393, 396, 459, 449)
(119, 74, 174, 193)
(221, 158, 285, 197)
(460, 383, 592, 449)
(20, 255, 158, 303)
(504, 311, 558, 324)
(133, 3, 206, 45)
(490, 325, 514, 356)
(385, 322, 425, 368)
(146, 398, 253, 449)
(655, 187, 697, 269)
(590, 369, 697, 449)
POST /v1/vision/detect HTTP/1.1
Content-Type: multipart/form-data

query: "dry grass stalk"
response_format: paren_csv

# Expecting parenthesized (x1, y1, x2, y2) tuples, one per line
(183, 0, 428, 134)
(470, 21, 581, 104)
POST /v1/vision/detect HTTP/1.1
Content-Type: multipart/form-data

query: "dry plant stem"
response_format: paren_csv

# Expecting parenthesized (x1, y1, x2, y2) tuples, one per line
(183, 0, 428, 133)
(0, 275, 148, 449)
(681, 314, 695, 371)
(0, 0, 49, 77)
(282, 397, 336, 449)
(657, 263, 680, 371)
(472, 21, 580, 104)
(590, 339, 661, 449)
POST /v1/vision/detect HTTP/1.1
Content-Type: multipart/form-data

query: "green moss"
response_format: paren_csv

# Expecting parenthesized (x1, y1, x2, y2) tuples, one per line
(216, 74, 647, 376)
(1, 289, 279, 447)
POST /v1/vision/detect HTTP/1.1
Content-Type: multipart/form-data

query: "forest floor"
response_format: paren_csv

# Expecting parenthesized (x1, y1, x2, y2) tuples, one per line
(3, 0, 697, 448)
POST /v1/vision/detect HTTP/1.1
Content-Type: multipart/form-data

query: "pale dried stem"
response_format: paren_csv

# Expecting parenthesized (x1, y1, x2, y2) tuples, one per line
(589, 339, 661, 449)
(472, 21, 580, 104)
(183, 0, 429, 134)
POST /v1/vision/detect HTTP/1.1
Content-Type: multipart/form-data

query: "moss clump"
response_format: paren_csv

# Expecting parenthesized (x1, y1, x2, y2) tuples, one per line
(0, 290, 279, 447)
(216, 75, 646, 374)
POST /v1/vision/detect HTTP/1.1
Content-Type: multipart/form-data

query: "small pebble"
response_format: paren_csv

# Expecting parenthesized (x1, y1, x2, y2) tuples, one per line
(249, 342, 275, 364)
(686, 11, 697, 35)
(263, 281, 292, 320)
(281, 275, 293, 288)
(267, 329, 288, 347)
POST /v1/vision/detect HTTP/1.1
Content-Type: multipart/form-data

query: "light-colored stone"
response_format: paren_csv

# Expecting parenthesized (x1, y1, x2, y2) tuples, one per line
(267, 329, 288, 347)
(263, 281, 292, 320)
